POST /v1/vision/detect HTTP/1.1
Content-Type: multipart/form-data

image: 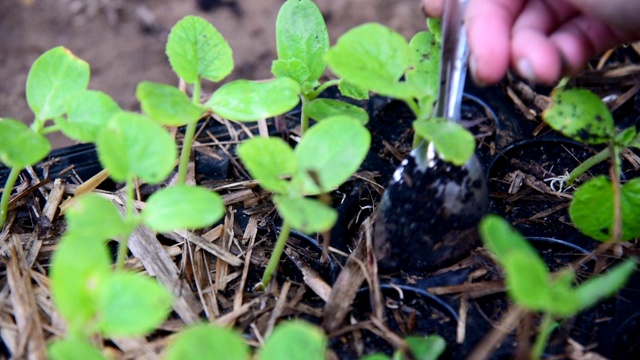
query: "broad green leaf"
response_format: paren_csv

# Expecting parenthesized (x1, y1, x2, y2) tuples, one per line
(166, 15, 234, 84)
(143, 185, 225, 232)
(325, 23, 417, 99)
(26, 46, 90, 121)
(361, 355, 390, 360)
(569, 176, 640, 241)
(237, 137, 296, 194)
(271, 58, 311, 85)
(616, 127, 637, 147)
(427, 18, 442, 42)
(479, 215, 539, 261)
(574, 259, 636, 311)
(207, 78, 300, 122)
(50, 234, 111, 334)
(294, 116, 370, 195)
(547, 270, 581, 316)
(303, 99, 369, 124)
(407, 31, 440, 109)
(413, 117, 475, 166)
(96, 112, 177, 184)
(405, 335, 446, 360)
(274, 196, 337, 234)
(59, 90, 121, 143)
(164, 324, 249, 360)
(338, 80, 369, 100)
(542, 89, 614, 144)
(48, 337, 106, 360)
(136, 82, 205, 126)
(259, 321, 327, 360)
(0, 118, 51, 168)
(65, 194, 130, 241)
(276, 0, 329, 83)
(503, 252, 553, 312)
(96, 271, 173, 337)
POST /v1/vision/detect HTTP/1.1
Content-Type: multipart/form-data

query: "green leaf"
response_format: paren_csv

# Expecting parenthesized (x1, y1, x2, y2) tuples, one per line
(325, 23, 417, 99)
(96, 112, 177, 184)
(166, 15, 234, 84)
(143, 185, 225, 232)
(96, 271, 173, 337)
(164, 324, 249, 360)
(413, 117, 475, 166)
(50, 234, 111, 334)
(136, 82, 205, 126)
(405, 335, 446, 360)
(48, 337, 106, 360)
(479, 215, 539, 262)
(427, 18, 442, 42)
(547, 270, 581, 316)
(570, 176, 640, 241)
(274, 196, 337, 234)
(272, 58, 312, 85)
(26, 46, 90, 121)
(237, 137, 296, 194)
(58, 90, 121, 143)
(0, 118, 51, 168)
(338, 80, 369, 100)
(406, 31, 440, 110)
(542, 88, 614, 144)
(303, 99, 369, 124)
(574, 259, 636, 311)
(502, 252, 553, 312)
(616, 127, 637, 147)
(294, 116, 370, 195)
(65, 194, 130, 241)
(361, 355, 390, 360)
(276, 0, 329, 83)
(207, 78, 300, 122)
(259, 321, 327, 360)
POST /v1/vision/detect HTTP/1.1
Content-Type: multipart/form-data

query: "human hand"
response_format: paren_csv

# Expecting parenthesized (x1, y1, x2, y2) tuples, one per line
(423, 0, 640, 85)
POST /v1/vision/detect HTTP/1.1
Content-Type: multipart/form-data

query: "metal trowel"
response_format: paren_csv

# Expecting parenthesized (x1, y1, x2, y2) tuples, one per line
(373, 0, 488, 272)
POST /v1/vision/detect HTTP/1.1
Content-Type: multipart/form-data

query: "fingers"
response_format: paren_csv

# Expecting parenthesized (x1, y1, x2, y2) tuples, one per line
(422, 0, 444, 18)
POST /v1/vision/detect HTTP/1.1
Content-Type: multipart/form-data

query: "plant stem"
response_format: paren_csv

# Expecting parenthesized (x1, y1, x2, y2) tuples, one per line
(532, 313, 556, 360)
(0, 167, 22, 228)
(301, 110, 310, 135)
(308, 79, 341, 100)
(41, 125, 62, 135)
(261, 221, 291, 288)
(567, 147, 610, 185)
(116, 176, 136, 270)
(177, 77, 202, 186)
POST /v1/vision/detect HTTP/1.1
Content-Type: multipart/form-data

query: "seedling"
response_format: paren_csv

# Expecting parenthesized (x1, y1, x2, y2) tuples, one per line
(362, 335, 446, 360)
(480, 215, 636, 359)
(238, 115, 370, 287)
(542, 88, 640, 241)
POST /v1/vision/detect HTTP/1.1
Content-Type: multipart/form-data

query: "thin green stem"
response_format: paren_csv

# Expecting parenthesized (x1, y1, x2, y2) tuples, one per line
(0, 167, 22, 228)
(308, 79, 341, 100)
(532, 313, 556, 360)
(301, 110, 310, 135)
(567, 147, 610, 185)
(41, 125, 62, 135)
(116, 177, 136, 270)
(261, 221, 292, 288)
(177, 77, 202, 185)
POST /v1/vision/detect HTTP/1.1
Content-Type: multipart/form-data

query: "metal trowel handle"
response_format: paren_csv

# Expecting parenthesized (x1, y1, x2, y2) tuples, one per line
(433, 0, 469, 123)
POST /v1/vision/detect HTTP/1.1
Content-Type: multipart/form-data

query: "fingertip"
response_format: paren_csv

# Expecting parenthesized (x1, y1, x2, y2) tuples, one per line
(512, 31, 563, 84)
(422, 0, 444, 18)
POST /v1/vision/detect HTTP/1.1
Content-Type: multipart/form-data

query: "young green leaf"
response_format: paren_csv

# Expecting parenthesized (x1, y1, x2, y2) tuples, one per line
(406, 31, 440, 109)
(303, 99, 369, 124)
(259, 321, 327, 360)
(166, 15, 234, 84)
(413, 117, 475, 166)
(65, 194, 130, 241)
(163, 324, 249, 360)
(50, 234, 111, 334)
(0, 118, 51, 168)
(361, 355, 390, 360)
(427, 18, 442, 42)
(48, 337, 106, 360)
(207, 78, 300, 122)
(405, 335, 446, 360)
(569, 176, 640, 241)
(479, 215, 539, 261)
(26, 46, 90, 121)
(136, 82, 205, 126)
(274, 196, 337, 234)
(574, 259, 636, 311)
(325, 23, 416, 99)
(542, 88, 614, 145)
(96, 112, 177, 184)
(275, 0, 329, 84)
(142, 185, 225, 232)
(338, 80, 369, 100)
(96, 271, 173, 337)
(237, 137, 297, 194)
(502, 251, 553, 312)
(59, 90, 121, 143)
(271, 58, 312, 86)
(294, 116, 371, 195)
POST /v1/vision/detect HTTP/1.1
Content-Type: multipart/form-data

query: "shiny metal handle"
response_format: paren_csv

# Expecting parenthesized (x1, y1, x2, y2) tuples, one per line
(433, 0, 469, 123)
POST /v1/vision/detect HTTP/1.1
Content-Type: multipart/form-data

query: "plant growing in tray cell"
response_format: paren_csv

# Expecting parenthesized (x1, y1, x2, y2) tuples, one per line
(480, 215, 637, 359)
(237, 115, 370, 288)
(324, 18, 475, 166)
(542, 87, 640, 242)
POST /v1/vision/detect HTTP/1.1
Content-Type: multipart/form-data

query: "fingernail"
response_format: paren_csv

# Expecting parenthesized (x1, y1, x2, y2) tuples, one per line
(516, 58, 536, 82)
(469, 56, 486, 87)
